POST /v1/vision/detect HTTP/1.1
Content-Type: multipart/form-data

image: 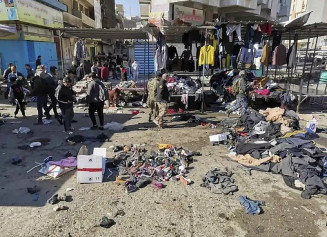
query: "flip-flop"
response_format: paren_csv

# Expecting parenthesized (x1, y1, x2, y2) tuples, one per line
(100, 216, 116, 228)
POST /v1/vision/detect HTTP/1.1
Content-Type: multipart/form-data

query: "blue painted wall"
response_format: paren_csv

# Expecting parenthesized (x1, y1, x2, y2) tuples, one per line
(0, 40, 58, 77)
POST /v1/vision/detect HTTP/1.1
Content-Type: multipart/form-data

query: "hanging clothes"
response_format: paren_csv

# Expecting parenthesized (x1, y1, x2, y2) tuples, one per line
(226, 24, 242, 42)
(287, 42, 297, 68)
(253, 30, 263, 44)
(226, 54, 231, 69)
(155, 44, 168, 71)
(74, 40, 88, 60)
(244, 24, 254, 44)
(168, 45, 178, 60)
(260, 23, 272, 35)
(272, 31, 283, 51)
(261, 44, 271, 66)
(272, 44, 287, 66)
(239, 44, 254, 65)
(209, 33, 218, 51)
(199, 45, 215, 66)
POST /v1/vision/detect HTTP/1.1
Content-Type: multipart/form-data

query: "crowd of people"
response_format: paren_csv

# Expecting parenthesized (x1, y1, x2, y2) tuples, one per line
(2, 58, 110, 135)
(2, 53, 171, 132)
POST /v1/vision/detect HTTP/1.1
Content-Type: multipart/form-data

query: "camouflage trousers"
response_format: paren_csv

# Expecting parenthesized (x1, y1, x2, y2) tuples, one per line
(148, 100, 159, 120)
(155, 102, 168, 127)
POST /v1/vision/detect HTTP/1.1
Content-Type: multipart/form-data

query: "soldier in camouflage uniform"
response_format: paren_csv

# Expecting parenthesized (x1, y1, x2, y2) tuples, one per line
(147, 72, 161, 122)
(154, 73, 169, 128)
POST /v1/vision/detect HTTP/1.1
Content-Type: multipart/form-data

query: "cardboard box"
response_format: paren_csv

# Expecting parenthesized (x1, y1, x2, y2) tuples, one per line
(77, 148, 107, 183)
(77, 155, 103, 183)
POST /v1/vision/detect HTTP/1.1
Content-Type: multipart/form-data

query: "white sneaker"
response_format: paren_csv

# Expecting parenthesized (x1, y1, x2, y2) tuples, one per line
(153, 119, 159, 127)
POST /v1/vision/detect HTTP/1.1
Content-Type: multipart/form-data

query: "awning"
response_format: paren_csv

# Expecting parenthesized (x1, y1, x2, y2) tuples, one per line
(283, 22, 327, 40)
(282, 11, 312, 28)
(58, 28, 148, 40)
(0, 24, 17, 37)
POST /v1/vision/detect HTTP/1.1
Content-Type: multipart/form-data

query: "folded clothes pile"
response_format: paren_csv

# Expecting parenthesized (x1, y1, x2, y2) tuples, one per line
(221, 107, 327, 199)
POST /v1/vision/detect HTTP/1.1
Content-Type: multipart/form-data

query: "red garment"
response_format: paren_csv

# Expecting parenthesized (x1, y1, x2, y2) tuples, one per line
(272, 45, 287, 66)
(256, 89, 270, 95)
(101, 67, 110, 80)
(260, 23, 272, 35)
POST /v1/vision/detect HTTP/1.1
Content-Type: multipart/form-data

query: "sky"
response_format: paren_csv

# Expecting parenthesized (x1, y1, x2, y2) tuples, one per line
(116, 0, 140, 17)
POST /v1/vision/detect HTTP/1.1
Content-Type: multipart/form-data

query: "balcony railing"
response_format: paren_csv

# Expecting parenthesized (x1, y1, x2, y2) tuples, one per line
(81, 12, 95, 28)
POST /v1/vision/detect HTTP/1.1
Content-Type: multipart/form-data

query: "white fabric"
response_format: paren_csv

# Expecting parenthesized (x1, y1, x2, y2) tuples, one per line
(226, 24, 242, 42)
(155, 44, 168, 71)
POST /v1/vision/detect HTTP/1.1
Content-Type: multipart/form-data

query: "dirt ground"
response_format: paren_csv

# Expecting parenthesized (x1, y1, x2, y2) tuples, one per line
(0, 98, 327, 237)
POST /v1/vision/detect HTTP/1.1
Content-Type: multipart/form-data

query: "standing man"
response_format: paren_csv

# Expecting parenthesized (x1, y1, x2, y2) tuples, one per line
(87, 72, 109, 130)
(25, 64, 34, 80)
(3, 63, 14, 99)
(147, 71, 161, 122)
(76, 63, 85, 81)
(101, 63, 110, 82)
(131, 60, 139, 80)
(154, 73, 169, 129)
(32, 66, 50, 124)
(91, 61, 99, 76)
(10, 77, 26, 118)
(45, 66, 60, 122)
(35, 56, 42, 70)
(8, 65, 25, 104)
(57, 77, 75, 134)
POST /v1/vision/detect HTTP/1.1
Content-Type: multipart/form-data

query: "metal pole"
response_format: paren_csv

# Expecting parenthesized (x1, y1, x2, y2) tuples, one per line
(201, 28, 207, 113)
(143, 39, 146, 77)
(297, 74, 303, 113)
(287, 31, 291, 90)
(59, 31, 64, 76)
(302, 30, 311, 89)
(307, 34, 319, 93)
(147, 36, 150, 82)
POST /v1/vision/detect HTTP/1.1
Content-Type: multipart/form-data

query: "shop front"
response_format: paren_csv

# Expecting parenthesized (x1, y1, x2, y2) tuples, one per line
(0, 0, 63, 75)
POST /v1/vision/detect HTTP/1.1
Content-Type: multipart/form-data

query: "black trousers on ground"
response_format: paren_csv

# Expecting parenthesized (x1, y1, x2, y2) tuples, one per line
(14, 98, 25, 116)
(89, 102, 104, 126)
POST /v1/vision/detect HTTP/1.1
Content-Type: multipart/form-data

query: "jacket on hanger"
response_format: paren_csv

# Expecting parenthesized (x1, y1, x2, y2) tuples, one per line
(239, 44, 254, 64)
(272, 44, 287, 66)
(261, 44, 271, 66)
(226, 24, 242, 42)
(199, 45, 215, 66)
(287, 42, 297, 68)
(155, 44, 168, 71)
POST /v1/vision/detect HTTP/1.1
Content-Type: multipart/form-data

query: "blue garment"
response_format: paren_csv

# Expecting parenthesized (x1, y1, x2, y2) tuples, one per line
(323, 156, 327, 177)
(239, 44, 254, 64)
(239, 196, 263, 215)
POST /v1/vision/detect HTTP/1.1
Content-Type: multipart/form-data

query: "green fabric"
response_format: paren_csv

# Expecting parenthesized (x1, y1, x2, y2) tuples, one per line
(147, 78, 158, 103)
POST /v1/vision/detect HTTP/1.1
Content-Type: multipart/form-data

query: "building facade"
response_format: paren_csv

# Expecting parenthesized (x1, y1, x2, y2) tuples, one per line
(0, 0, 67, 74)
(140, 0, 291, 26)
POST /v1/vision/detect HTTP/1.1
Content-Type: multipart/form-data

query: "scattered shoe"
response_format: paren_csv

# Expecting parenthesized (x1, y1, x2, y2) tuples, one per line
(53, 205, 69, 211)
(91, 125, 98, 130)
(48, 194, 59, 205)
(151, 180, 163, 189)
(125, 184, 137, 193)
(100, 216, 116, 228)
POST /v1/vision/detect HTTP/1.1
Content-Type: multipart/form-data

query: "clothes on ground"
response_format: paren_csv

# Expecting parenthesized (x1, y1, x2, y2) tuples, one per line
(239, 196, 264, 215)
(228, 154, 280, 166)
(201, 168, 238, 195)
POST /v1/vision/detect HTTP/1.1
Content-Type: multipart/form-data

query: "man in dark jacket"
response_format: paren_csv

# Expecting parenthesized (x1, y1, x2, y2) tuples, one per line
(32, 66, 50, 124)
(57, 77, 75, 134)
(10, 78, 26, 118)
(35, 56, 42, 70)
(8, 65, 25, 104)
(76, 63, 85, 81)
(45, 66, 60, 122)
(154, 73, 169, 128)
(3, 63, 14, 99)
(87, 72, 109, 130)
